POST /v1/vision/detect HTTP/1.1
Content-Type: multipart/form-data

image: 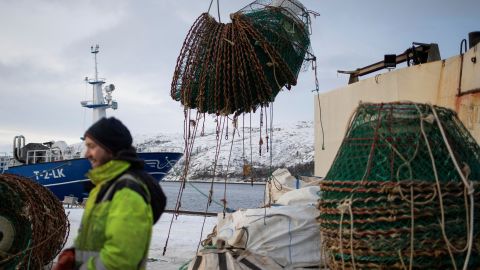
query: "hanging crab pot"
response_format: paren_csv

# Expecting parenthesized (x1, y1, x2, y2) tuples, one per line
(171, 0, 312, 116)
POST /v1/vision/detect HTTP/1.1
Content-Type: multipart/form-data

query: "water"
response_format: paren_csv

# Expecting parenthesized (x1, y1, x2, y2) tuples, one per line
(160, 181, 265, 213)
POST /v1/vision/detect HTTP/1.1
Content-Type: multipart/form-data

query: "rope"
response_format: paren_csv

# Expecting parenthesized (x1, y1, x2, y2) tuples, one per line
(430, 104, 475, 270)
(222, 117, 238, 216)
(408, 186, 414, 270)
(417, 105, 459, 269)
(337, 198, 356, 270)
(187, 182, 233, 213)
(310, 53, 325, 150)
(196, 115, 226, 253)
(250, 113, 253, 184)
(163, 109, 201, 256)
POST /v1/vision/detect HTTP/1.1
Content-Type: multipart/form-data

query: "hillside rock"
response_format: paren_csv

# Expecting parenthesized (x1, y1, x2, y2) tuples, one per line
(134, 121, 314, 181)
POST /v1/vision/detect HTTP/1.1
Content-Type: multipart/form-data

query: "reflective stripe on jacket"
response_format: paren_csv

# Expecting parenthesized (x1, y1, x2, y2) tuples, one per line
(74, 160, 153, 270)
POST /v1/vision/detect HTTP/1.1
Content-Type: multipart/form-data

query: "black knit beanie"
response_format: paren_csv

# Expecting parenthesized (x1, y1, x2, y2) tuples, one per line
(84, 117, 133, 155)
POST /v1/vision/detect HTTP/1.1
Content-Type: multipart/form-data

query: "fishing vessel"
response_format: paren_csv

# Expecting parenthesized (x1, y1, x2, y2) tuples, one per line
(0, 45, 182, 200)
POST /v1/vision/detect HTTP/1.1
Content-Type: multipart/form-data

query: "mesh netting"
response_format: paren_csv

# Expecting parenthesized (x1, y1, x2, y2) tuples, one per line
(171, 0, 311, 115)
(0, 174, 69, 269)
(238, 0, 311, 80)
(318, 102, 480, 269)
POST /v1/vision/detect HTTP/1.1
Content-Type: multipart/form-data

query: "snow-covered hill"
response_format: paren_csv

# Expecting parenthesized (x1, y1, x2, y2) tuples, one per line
(134, 121, 314, 181)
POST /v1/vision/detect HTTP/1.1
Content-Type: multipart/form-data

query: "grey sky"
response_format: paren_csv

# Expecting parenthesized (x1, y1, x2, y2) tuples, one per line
(0, 0, 478, 152)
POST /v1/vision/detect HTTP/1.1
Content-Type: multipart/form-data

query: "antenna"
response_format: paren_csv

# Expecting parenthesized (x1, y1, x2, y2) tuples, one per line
(81, 45, 117, 123)
(91, 44, 100, 81)
(90, 44, 99, 53)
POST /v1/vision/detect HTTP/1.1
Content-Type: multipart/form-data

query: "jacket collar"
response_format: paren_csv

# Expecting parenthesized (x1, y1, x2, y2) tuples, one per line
(114, 147, 144, 169)
(87, 160, 131, 186)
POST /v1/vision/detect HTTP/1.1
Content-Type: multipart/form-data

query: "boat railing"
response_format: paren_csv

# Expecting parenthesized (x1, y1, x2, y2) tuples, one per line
(25, 148, 83, 164)
(137, 146, 184, 153)
(0, 152, 10, 172)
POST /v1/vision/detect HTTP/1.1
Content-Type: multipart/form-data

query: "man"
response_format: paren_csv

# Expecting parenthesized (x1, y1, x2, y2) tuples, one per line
(55, 117, 166, 270)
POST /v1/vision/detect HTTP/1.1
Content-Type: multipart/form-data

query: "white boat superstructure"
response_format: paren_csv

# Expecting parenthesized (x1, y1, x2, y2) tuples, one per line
(80, 44, 118, 124)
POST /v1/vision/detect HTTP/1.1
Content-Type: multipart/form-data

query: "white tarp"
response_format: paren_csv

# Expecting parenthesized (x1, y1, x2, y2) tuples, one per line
(276, 185, 320, 206)
(214, 205, 321, 268)
(185, 249, 283, 270)
(265, 168, 322, 205)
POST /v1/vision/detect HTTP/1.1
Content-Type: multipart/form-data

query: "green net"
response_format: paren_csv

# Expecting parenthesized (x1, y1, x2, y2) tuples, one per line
(171, 0, 312, 115)
(318, 102, 480, 269)
(238, 0, 311, 80)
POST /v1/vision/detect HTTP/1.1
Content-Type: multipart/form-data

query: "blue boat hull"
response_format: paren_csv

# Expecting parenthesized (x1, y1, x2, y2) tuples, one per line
(4, 152, 182, 200)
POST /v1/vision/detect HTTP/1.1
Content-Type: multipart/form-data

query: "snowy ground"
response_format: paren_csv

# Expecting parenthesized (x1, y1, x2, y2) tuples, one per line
(63, 208, 216, 270)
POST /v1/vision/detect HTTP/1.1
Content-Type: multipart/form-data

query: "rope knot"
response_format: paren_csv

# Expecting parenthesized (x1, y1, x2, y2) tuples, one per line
(422, 114, 435, 124)
(387, 191, 398, 202)
(467, 181, 475, 195)
(461, 162, 471, 180)
(337, 198, 352, 213)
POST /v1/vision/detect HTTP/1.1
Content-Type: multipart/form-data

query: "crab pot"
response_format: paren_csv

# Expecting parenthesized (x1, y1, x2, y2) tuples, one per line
(318, 102, 480, 269)
(171, 0, 312, 115)
(0, 174, 69, 269)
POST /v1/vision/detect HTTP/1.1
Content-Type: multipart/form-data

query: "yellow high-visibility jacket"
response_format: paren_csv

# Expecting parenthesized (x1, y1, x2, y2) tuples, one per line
(74, 160, 153, 270)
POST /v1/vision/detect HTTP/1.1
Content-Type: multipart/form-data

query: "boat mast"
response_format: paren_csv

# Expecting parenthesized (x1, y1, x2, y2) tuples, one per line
(81, 44, 117, 124)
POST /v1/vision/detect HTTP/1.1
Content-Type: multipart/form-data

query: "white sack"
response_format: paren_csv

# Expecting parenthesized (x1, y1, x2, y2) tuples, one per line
(276, 186, 320, 206)
(265, 168, 322, 205)
(214, 205, 321, 268)
(265, 168, 299, 204)
(185, 249, 282, 270)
